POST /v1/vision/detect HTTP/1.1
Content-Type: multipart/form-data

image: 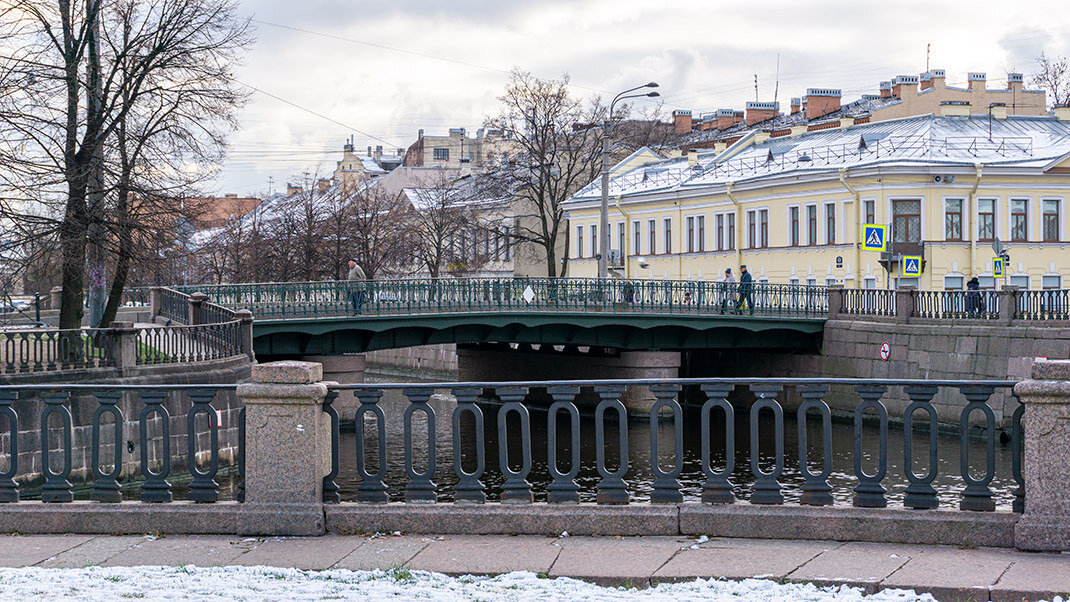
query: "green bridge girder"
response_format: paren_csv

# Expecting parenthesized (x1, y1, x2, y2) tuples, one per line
(251, 311, 825, 355)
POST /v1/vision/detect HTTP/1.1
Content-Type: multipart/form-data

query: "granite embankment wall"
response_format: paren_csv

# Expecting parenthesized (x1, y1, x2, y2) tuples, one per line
(690, 319, 1069, 430)
(364, 344, 458, 378)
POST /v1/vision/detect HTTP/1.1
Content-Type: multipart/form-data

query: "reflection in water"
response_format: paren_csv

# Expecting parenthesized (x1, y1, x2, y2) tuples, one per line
(333, 387, 1016, 509)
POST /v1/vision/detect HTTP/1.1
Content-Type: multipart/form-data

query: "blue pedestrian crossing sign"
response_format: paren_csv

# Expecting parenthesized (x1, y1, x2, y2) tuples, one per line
(862, 224, 887, 251)
(993, 257, 1004, 277)
(900, 255, 922, 277)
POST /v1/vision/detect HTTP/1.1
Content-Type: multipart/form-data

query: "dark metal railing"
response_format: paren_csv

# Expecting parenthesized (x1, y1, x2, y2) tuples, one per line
(136, 321, 244, 366)
(914, 290, 999, 320)
(1, 329, 115, 374)
(0, 384, 241, 503)
(120, 287, 150, 307)
(200, 300, 238, 325)
(1016, 289, 1070, 320)
(173, 279, 828, 320)
(327, 377, 1023, 512)
(159, 288, 190, 324)
(841, 289, 895, 316)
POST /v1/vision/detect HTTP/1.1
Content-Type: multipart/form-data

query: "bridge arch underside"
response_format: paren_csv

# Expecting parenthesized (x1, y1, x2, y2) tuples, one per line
(251, 313, 825, 356)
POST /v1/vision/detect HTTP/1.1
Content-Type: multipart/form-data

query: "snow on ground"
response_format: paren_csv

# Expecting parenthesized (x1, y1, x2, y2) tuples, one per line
(0, 565, 973, 602)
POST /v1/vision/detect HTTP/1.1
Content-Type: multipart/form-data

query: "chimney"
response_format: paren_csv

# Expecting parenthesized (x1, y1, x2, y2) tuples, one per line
(1007, 72, 1024, 93)
(1054, 104, 1070, 121)
(790, 124, 808, 137)
(286, 183, 303, 196)
(715, 109, 736, 130)
(343, 139, 353, 153)
(397, 148, 404, 156)
(418, 129, 424, 139)
(790, 98, 801, 115)
(459, 157, 472, 177)
(805, 88, 842, 119)
(968, 72, 987, 93)
(673, 109, 693, 135)
(941, 100, 971, 117)
(745, 101, 779, 126)
(930, 69, 946, 88)
(713, 141, 728, 153)
(316, 178, 330, 194)
(687, 149, 698, 167)
(892, 75, 919, 99)
(374, 145, 383, 163)
(367, 145, 372, 156)
(879, 81, 892, 98)
(990, 103, 1008, 119)
(754, 131, 771, 143)
(920, 72, 933, 91)
(839, 117, 855, 129)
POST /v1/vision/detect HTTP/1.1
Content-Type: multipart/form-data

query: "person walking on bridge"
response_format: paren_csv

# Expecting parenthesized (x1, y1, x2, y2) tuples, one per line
(347, 258, 367, 315)
(721, 268, 737, 314)
(736, 265, 754, 314)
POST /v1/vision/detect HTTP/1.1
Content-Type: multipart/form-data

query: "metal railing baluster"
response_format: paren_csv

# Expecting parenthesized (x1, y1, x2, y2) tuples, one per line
(699, 384, 735, 504)
(902, 386, 939, 509)
(1012, 399, 1024, 514)
(402, 387, 437, 504)
(497, 386, 533, 504)
(186, 389, 220, 503)
(545, 385, 581, 504)
(594, 384, 629, 505)
(0, 390, 18, 502)
(40, 391, 73, 502)
(90, 391, 123, 503)
(797, 385, 834, 506)
(959, 386, 997, 512)
(354, 389, 389, 503)
(139, 390, 172, 503)
(322, 390, 341, 504)
(452, 387, 486, 504)
(749, 385, 784, 504)
(853, 385, 889, 508)
(237, 406, 246, 503)
(649, 383, 683, 504)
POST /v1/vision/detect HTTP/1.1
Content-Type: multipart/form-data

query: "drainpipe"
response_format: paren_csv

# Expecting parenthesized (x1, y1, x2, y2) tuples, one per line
(967, 163, 983, 279)
(725, 182, 743, 269)
(613, 195, 630, 278)
(838, 168, 862, 285)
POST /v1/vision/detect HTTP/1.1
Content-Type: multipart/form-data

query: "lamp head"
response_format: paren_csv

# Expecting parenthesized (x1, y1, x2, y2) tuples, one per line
(647, 92, 660, 98)
(646, 82, 659, 88)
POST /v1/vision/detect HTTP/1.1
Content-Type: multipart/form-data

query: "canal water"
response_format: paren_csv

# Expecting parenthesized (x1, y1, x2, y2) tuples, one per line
(330, 376, 1017, 509)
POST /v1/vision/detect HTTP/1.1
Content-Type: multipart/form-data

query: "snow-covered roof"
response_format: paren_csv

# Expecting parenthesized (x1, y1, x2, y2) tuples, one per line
(568, 114, 1070, 203)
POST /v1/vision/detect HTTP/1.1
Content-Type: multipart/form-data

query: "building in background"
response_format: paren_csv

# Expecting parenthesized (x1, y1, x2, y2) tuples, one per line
(565, 107, 1070, 292)
(403, 127, 520, 169)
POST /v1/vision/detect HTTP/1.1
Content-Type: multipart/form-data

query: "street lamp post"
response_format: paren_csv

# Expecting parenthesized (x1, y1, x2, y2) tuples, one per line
(599, 82, 660, 279)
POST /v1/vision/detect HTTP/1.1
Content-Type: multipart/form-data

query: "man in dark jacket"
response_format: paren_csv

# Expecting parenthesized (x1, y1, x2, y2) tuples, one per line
(347, 258, 367, 315)
(736, 265, 754, 314)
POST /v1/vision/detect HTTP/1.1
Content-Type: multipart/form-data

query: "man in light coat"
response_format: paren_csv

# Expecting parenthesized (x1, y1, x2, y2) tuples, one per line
(347, 258, 367, 315)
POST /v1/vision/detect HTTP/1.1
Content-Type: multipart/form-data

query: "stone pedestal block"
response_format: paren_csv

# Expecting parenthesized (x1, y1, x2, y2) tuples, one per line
(1013, 360, 1070, 551)
(236, 361, 330, 535)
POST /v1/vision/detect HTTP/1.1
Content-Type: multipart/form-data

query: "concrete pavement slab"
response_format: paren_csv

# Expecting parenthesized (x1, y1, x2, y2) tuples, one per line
(787, 542, 916, 593)
(332, 535, 431, 571)
(232, 536, 364, 570)
(549, 536, 683, 586)
(39, 535, 145, 568)
(880, 546, 1015, 602)
(0, 535, 94, 567)
(407, 535, 560, 576)
(655, 538, 833, 582)
(101, 535, 254, 567)
(990, 552, 1070, 602)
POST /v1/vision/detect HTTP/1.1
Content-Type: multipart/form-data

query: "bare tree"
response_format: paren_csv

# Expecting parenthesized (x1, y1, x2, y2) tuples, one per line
(0, 0, 251, 329)
(1031, 52, 1070, 109)
(407, 173, 485, 278)
(484, 70, 604, 278)
(347, 185, 415, 280)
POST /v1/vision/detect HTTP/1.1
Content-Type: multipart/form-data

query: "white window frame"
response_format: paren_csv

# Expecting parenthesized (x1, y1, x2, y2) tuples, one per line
(1009, 197, 1030, 242)
(943, 197, 966, 242)
(632, 220, 641, 256)
(977, 197, 999, 241)
(663, 217, 673, 254)
(805, 203, 819, 246)
(1041, 197, 1063, 242)
(787, 204, 801, 247)
(647, 219, 657, 255)
(576, 225, 584, 259)
(824, 202, 837, 245)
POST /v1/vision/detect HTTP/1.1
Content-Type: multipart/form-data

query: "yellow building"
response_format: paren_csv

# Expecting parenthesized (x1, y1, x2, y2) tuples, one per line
(564, 107, 1070, 291)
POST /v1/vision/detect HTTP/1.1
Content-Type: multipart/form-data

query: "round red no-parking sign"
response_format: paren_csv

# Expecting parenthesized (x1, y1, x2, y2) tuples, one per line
(879, 341, 891, 361)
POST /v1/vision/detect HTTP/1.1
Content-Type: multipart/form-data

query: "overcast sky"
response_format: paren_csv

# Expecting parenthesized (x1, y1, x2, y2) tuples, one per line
(217, 0, 1070, 195)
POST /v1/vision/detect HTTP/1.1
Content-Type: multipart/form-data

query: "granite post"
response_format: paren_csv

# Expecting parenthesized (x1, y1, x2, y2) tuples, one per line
(826, 284, 844, 318)
(148, 286, 162, 320)
(894, 286, 915, 323)
(1013, 359, 1070, 551)
(109, 321, 138, 373)
(236, 309, 255, 361)
(50, 286, 62, 310)
(997, 285, 1018, 325)
(236, 361, 330, 535)
(188, 292, 207, 326)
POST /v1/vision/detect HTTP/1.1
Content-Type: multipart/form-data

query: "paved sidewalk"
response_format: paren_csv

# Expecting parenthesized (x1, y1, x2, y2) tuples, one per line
(0, 533, 1067, 601)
